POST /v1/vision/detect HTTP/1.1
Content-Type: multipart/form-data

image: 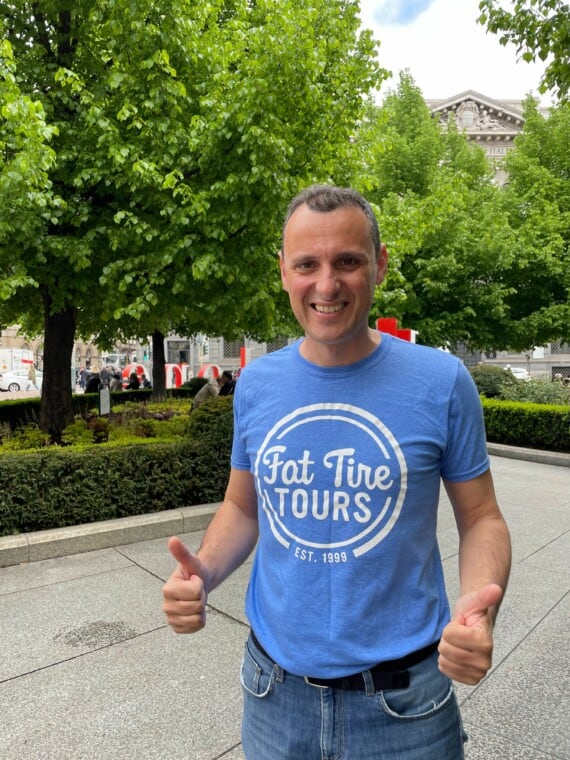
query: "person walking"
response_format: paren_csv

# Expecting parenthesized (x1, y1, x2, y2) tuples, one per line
(162, 185, 511, 759)
(26, 363, 38, 391)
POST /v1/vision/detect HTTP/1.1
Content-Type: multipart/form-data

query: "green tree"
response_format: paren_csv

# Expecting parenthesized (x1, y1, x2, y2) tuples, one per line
(478, 0, 570, 102)
(0, 0, 384, 433)
(498, 98, 570, 348)
(355, 73, 516, 349)
(0, 36, 58, 303)
(359, 70, 444, 200)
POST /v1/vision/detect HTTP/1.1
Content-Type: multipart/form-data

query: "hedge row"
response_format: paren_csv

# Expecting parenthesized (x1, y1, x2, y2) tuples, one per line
(0, 397, 234, 537)
(482, 399, 570, 452)
(0, 396, 567, 537)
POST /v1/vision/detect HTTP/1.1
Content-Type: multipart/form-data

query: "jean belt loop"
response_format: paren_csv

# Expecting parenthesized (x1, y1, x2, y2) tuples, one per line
(361, 669, 376, 696)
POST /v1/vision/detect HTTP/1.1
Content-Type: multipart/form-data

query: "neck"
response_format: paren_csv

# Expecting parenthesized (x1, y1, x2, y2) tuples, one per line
(300, 329, 381, 367)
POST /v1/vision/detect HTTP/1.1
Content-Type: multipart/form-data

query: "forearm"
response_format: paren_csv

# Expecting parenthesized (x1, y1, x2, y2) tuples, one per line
(197, 496, 259, 594)
(457, 513, 511, 622)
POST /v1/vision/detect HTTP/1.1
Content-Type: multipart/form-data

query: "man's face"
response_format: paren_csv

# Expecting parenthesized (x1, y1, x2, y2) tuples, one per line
(280, 204, 387, 365)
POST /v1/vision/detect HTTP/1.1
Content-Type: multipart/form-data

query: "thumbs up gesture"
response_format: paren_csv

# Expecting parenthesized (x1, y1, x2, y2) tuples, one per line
(438, 584, 504, 685)
(162, 537, 211, 634)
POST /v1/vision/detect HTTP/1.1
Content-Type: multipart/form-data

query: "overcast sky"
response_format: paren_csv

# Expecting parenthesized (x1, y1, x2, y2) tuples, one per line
(359, 0, 553, 105)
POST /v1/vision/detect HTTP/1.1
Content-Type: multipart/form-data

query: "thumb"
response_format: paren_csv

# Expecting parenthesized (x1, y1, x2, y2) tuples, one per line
(454, 583, 504, 627)
(168, 536, 206, 582)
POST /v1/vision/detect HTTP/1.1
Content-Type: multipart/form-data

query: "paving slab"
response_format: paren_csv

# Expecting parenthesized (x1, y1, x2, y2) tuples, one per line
(1, 617, 247, 760)
(0, 564, 165, 682)
(463, 724, 562, 760)
(461, 593, 570, 759)
(0, 546, 133, 595)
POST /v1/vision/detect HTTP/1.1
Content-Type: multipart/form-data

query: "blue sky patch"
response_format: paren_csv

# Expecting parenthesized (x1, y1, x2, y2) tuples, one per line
(371, 0, 436, 25)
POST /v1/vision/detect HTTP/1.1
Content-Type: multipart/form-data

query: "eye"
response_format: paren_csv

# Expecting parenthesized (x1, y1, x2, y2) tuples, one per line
(293, 260, 316, 271)
(339, 256, 360, 268)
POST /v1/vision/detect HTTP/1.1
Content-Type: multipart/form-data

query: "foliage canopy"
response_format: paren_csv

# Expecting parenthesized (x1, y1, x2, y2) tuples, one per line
(0, 0, 385, 437)
(478, 0, 570, 102)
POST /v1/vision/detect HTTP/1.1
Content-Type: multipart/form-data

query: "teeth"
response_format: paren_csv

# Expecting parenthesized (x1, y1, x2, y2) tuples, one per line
(314, 303, 344, 314)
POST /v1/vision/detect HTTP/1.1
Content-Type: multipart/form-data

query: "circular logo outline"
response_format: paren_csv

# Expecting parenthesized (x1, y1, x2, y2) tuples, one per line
(254, 403, 407, 558)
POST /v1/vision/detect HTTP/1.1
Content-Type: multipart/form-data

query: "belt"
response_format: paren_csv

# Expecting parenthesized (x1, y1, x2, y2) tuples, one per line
(250, 630, 439, 691)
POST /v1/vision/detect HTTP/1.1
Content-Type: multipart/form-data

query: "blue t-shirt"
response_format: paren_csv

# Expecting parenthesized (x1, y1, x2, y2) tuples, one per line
(231, 334, 489, 677)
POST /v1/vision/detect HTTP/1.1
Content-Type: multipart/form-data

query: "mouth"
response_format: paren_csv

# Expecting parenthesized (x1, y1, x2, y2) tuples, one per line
(311, 303, 346, 314)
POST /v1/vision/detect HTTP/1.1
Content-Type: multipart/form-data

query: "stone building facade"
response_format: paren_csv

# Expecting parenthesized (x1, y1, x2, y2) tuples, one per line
(426, 90, 549, 183)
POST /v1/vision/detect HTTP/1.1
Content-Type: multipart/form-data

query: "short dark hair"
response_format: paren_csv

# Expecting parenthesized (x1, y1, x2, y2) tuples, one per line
(221, 370, 233, 381)
(282, 185, 381, 257)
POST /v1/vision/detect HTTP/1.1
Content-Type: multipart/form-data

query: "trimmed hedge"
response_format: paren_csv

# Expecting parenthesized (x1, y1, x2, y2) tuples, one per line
(0, 396, 234, 536)
(482, 399, 570, 452)
(1, 393, 568, 537)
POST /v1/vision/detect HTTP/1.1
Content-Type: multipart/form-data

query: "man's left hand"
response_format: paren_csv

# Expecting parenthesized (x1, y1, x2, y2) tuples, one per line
(438, 584, 503, 685)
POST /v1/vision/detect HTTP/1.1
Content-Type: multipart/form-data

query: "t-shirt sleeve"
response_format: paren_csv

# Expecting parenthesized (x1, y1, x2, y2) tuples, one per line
(230, 374, 251, 471)
(441, 363, 489, 482)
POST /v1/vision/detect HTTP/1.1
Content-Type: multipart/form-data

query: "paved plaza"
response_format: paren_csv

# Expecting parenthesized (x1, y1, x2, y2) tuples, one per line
(0, 450, 568, 759)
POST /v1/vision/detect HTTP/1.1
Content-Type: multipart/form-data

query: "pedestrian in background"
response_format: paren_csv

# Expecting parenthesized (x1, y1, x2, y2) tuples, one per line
(109, 372, 123, 392)
(191, 377, 219, 410)
(125, 372, 140, 390)
(26, 363, 38, 391)
(217, 370, 236, 396)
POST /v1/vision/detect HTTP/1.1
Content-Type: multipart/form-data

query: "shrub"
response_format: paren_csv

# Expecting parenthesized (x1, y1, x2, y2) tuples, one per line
(482, 399, 570, 452)
(185, 395, 234, 503)
(1, 424, 49, 451)
(88, 416, 110, 444)
(499, 378, 570, 406)
(0, 395, 234, 536)
(61, 419, 91, 446)
(469, 365, 518, 398)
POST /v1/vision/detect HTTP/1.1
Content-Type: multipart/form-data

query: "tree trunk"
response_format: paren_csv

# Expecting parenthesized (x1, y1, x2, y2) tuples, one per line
(151, 329, 167, 401)
(39, 296, 77, 442)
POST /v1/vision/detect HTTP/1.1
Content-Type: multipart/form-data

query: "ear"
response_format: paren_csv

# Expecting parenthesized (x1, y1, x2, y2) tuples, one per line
(278, 249, 289, 292)
(375, 243, 389, 286)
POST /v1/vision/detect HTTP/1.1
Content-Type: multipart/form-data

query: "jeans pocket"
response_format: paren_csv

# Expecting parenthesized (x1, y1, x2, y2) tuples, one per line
(379, 660, 454, 719)
(240, 642, 275, 699)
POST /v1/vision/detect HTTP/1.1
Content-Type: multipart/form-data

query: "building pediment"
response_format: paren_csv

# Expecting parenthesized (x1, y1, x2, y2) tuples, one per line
(426, 90, 524, 137)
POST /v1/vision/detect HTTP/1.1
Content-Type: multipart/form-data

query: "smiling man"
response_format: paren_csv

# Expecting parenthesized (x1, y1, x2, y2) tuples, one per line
(279, 195, 387, 366)
(162, 185, 511, 759)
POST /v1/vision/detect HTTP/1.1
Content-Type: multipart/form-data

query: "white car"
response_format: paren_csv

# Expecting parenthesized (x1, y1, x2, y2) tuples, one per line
(0, 368, 43, 392)
(508, 367, 531, 381)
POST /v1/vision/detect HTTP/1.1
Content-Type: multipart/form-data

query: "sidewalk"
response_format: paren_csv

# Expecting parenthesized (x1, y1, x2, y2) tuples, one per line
(1, 450, 568, 759)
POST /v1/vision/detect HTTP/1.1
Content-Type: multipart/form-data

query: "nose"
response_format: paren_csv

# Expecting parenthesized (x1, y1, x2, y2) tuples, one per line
(314, 265, 340, 298)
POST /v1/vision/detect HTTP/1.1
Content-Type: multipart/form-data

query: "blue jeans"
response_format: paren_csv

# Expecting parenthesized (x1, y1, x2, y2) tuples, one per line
(241, 633, 467, 759)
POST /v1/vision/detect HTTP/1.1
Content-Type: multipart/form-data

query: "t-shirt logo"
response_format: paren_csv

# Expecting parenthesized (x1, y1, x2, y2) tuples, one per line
(254, 403, 407, 559)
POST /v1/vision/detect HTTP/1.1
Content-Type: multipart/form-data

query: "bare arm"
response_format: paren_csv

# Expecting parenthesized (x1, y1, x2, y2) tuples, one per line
(438, 469, 511, 684)
(162, 467, 259, 634)
(195, 467, 259, 592)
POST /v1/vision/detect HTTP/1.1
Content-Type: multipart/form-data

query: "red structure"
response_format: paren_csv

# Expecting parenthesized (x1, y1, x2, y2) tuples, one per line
(375, 318, 415, 343)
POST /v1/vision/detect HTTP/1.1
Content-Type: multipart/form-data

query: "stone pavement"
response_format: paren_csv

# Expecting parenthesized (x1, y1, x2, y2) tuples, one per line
(0, 449, 568, 759)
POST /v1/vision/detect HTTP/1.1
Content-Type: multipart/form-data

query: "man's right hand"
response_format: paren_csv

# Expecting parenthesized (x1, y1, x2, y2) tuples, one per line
(162, 536, 210, 634)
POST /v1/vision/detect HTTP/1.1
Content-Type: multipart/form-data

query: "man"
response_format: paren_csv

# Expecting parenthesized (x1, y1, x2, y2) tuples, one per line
(191, 376, 219, 410)
(26, 363, 38, 391)
(162, 185, 511, 759)
(217, 370, 236, 396)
